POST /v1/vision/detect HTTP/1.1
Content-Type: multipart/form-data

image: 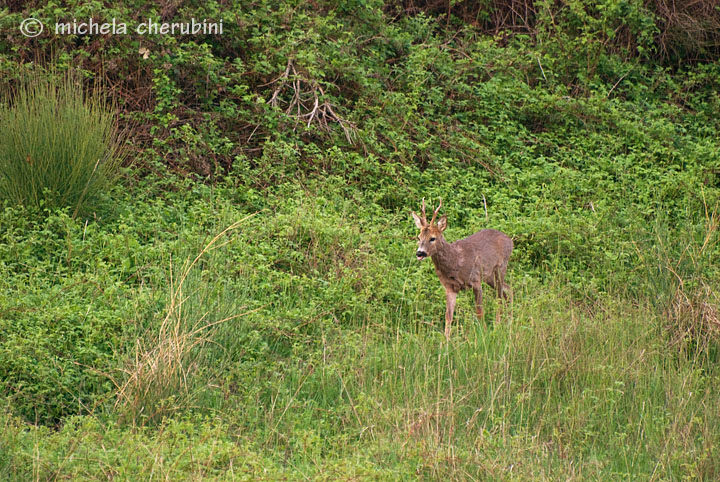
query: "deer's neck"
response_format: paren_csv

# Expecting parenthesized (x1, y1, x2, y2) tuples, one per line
(430, 238, 457, 275)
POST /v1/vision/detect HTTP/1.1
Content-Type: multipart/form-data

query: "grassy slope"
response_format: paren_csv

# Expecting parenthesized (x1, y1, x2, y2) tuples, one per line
(1, 1, 720, 480)
(1, 176, 718, 480)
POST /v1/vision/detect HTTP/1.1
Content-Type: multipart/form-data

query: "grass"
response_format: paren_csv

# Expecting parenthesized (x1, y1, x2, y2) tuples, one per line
(318, 282, 718, 479)
(2, 280, 719, 479)
(2, 1, 720, 474)
(0, 45, 719, 477)
(0, 70, 122, 217)
(0, 181, 718, 479)
(113, 217, 254, 426)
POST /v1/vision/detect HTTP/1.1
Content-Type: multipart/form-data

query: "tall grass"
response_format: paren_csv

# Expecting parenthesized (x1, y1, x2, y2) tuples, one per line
(633, 199, 720, 358)
(281, 280, 720, 479)
(0, 70, 122, 217)
(113, 218, 254, 426)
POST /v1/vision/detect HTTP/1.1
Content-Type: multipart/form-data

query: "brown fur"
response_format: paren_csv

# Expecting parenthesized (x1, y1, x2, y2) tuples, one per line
(411, 200, 512, 339)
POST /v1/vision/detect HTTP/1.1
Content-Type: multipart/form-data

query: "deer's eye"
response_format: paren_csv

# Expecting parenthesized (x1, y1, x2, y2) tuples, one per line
(430, 237, 436, 242)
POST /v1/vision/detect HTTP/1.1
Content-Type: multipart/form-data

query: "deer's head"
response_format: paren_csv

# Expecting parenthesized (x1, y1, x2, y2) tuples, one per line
(411, 198, 446, 261)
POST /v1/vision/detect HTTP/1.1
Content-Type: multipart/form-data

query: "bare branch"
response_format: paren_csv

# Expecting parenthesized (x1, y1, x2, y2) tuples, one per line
(265, 59, 357, 144)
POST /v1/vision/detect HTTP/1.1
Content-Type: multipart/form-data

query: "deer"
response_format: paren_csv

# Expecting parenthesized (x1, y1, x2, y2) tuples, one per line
(411, 199, 513, 339)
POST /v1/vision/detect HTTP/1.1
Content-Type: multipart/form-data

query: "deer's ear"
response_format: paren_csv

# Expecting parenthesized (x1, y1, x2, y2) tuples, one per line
(437, 215, 447, 232)
(411, 211, 425, 229)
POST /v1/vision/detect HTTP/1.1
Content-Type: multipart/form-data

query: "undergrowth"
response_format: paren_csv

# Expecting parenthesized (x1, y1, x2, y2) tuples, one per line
(1, 0, 720, 479)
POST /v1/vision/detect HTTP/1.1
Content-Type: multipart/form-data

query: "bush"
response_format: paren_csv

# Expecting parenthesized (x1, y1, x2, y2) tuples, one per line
(0, 70, 122, 217)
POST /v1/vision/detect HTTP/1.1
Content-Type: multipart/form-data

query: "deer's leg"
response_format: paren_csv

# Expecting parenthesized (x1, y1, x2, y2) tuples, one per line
(493, 268, 511, 323)
(493, 267, 504, 300)
(497, 263, 511, 301)
(502, 282, 512, 302)
(444, 290, 457, 339)
(473, 286, 483, 320)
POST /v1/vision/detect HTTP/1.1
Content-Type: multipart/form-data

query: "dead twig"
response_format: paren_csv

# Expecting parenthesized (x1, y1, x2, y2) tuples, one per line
(267, 59, 357, 144)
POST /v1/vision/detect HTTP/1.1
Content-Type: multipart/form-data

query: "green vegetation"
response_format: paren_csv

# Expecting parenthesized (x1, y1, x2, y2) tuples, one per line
(1, 0, 719, 479)
(0, 71, 122, 217)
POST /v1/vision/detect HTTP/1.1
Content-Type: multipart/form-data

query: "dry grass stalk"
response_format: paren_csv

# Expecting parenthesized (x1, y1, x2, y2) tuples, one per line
(664, 200, 720, 351)
(114, 216, 256, 425)
(666, 281, 720, 349)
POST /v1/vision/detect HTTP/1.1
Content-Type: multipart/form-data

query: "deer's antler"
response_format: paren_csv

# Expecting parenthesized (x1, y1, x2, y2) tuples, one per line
(420, 197, 427, 222)
(430, 198, 442, 225)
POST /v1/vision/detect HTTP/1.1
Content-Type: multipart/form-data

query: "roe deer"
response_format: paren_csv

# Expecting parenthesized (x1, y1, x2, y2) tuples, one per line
(411, 199, 512, 339)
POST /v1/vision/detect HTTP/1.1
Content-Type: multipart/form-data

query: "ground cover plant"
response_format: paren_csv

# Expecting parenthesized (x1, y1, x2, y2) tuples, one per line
(1, 0, 720, 479)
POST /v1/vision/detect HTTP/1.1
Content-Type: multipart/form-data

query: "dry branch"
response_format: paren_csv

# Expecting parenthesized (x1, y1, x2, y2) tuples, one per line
(268, 59, 357, 144)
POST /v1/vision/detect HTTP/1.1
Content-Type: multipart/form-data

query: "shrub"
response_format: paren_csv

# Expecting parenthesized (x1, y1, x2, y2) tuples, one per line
(0, 70, 122, 217)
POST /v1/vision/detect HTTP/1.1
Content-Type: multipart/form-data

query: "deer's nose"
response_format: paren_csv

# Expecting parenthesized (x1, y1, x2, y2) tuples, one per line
(416, 250, 428, 260)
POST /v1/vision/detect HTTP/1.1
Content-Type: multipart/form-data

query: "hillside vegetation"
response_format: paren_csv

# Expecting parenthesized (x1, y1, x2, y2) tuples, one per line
(1, 0, 720, 479)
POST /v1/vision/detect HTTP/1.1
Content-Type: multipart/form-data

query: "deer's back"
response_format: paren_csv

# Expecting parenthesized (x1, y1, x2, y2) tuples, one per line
(453, 229, 513, 281)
